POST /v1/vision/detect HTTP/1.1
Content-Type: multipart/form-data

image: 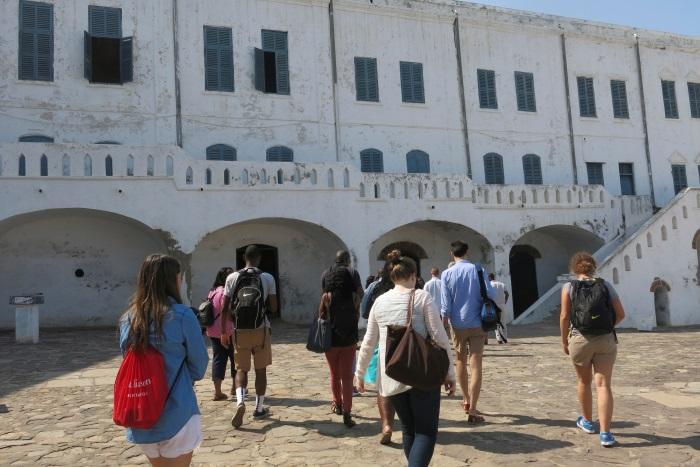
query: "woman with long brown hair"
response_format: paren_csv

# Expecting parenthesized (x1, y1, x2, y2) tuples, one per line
(119, 254, 208, 466)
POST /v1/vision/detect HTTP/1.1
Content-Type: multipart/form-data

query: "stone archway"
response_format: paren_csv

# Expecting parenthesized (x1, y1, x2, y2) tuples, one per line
(190, 218, 348, 323)
(510, 224, 605, 317)
(378, 242, 428, 278)
(0, 209, 168, 327)
(370, 221, 493, 285)
(650, 278, 671, 327)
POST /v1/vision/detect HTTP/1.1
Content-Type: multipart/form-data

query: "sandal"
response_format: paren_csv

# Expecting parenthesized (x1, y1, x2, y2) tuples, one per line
(467, 414, 485, 424)
(331, 401, 343, 415)
(379, 430, 392, 445)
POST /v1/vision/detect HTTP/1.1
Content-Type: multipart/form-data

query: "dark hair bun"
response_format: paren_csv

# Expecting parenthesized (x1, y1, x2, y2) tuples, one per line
(386, 249, 402, 264)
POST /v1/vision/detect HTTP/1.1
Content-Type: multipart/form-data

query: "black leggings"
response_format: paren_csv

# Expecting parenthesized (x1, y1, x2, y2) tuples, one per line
(210, 337, 235, 381)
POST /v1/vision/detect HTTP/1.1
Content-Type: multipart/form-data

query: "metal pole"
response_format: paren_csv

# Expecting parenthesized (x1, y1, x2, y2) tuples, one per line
(635, 35, 657, 208)
(560, 33, 578, 185)
(453, 16, 472, 178)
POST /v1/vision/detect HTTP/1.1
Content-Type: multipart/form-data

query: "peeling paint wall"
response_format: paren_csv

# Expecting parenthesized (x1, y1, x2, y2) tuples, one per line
(0, 210, 168, 328)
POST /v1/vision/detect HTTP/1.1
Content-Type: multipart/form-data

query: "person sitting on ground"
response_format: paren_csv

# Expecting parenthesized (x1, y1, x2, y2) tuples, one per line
(320, 250, 364, 428)
(119, 254, 209, 466)
(440, 241, 496, 423)
(221, 245, 278, 429)
(205, 267, 235, 401)
(356, 253, 455, 466)
(488, 272, 509, 344)
(560, 251, 625, 448)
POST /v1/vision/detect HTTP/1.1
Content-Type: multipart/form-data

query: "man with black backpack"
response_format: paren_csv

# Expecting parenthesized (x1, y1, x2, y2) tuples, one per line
(220, 245, 278, 429)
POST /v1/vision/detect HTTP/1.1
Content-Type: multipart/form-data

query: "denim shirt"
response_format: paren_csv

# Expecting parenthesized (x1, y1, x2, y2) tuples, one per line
(440, 260, 496, 329)
(119, 300, 209, 444)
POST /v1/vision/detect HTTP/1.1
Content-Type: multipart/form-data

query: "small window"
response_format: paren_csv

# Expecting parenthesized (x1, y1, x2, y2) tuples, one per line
(688, 82, 700, 119)
(400, 61, 424, 104)
(355, 57, 379, 102)
(19, 135, 53, 143)
(577, 77, 596, 117)
(610, 80, 629, 119)
(483, 153, 504, 184)
(360, 149, 383, 173)
(406, 150, 430, 174)
(84, 155, 93, 176)
(522, 154, 542, 185)
(19, 155, 26, 176)
(19, 1, 53, 81)
(477, 69, 497, 109)
(586, 162, 604, 186)
(266, 146, 293, 162)
(204, 26, 234, 92)
(254, 30, 289, 95)
(84, 6, 132, 84)
(671, 164, 687, 194)
(661, 80, 679, 119)
(514, 71, 536, 112)
(105, 156, 113, 176)
(619, 163, 635, 195)
(206, 144, 237, 161)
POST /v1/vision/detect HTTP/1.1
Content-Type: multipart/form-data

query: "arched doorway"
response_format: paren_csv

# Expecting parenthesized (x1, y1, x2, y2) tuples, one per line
(510, 224, 605, 318)
(378, 242, 428, 278)
(0, 209, 167, 327)
(509, 245, 540, 318)
(191, 218, 347, 323)
(650, 277, 671, 327)
(236, 244, 280, 318)
(370, 221, 493, 285)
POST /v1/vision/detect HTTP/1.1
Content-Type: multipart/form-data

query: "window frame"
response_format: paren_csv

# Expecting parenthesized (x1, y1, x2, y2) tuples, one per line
(586, 162, 605, 186)
(406, 150, 430, 174)
(577, 76, 597, 118)
(522, 154, 543, 185)
(203, 26, 234, 92)
(18, 0, 54, 82)
(354, 57, 379, 102)
(254, 29, 289, 96)
(618, 162, 636, 196)
(661, 80, 679, 119)
(360, 148, 384, 173)
(483, 153, 505, 184)
(610, 79, 629, 119)
(671, 164, 688, 194)
(477, 69, 498, 110)
(688, 82, 700, 119)
(206, 144, 237, 161)
(399, 61, 425, 104)
(266, 146, 293, 162)
(514, 71, 536, 112)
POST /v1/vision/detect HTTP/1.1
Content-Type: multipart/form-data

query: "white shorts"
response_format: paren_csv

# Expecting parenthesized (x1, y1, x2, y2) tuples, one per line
(139, 415, 202, 459)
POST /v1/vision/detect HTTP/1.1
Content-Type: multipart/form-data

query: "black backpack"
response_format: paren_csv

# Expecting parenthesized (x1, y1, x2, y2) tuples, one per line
(196, 298, 215, 327)
(570, 279, 615, 335)
(323, 265, 353, 296)
(231, 268, 266, 329)
(363, 278, 394, 319)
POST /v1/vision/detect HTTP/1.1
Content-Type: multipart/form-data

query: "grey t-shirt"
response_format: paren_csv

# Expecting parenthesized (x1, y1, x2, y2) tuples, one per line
(564, 279, 618, 336)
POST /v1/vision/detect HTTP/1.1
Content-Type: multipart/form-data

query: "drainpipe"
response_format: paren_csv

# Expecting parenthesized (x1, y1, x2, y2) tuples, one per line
(560, 33, 578, 185)
(453, 15, 472, 178)
(329, 1, 341, 162)
(635, 34, 657, 208)
(172, 0, 183, 147)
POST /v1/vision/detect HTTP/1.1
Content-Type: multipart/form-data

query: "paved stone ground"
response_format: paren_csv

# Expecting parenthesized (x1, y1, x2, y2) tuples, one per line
(1, 322, 699, 466)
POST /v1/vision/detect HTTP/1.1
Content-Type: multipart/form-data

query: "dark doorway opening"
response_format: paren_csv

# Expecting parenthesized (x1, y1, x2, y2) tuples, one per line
(236, 244, 280, 319)
(378, 241, 428, 278)
(510, 245, 540, 318)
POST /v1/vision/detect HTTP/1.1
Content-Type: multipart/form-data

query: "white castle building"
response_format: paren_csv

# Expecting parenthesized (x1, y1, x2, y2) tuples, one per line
(1, 0, 698, 330)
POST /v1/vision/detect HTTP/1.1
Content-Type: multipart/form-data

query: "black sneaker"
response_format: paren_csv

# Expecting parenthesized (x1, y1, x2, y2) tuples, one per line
(252, 407, 270, 419)
(231, 403, 245, 429)
(343, 413, 356, 428)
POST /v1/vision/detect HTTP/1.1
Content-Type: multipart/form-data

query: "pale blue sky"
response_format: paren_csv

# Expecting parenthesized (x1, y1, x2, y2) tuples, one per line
(467, 1, 698, 37)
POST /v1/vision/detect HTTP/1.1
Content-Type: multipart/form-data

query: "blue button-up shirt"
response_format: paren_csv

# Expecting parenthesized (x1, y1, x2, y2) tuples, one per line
(119, 301, 209, 444)
(440, 260, 496, 329)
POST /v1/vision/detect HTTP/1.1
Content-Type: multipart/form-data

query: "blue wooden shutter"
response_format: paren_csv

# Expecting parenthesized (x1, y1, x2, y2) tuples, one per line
(515, 72, 535, 112)
(266, 146, 293, 162)
(586, 162, 604, 185)
(662, 80, 679, 118)
(484, 153, 504, 184)
(261, 30, 289, 95)
(523, 154, 542, 184)
(204, 27, 233, 92)
(688, 82, 700, 118)
(577, 77, 596, 117)
(400, 62, 424, 104)
(120, 37, 133, 83)
(360, 149, 383, 173)
(407, 150, 430, 174)
(89, 6, 122, 38)
(19, 135, 53, 142)
(477, 69, 497, 109)
(83, 31, 92, 80)
(355, 57, 378, 102)
(19, 1, 53, 81)
(610, 80, 629, 119)
(206, 144, 236, 161)
(618, 163, 635, 195)
(671, 164, 687, 194)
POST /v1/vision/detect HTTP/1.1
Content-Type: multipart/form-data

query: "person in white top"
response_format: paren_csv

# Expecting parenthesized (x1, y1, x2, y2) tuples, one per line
(423, 267, 442, 312)
(488, 273, 509, 344)
(356, 253, 455, 467)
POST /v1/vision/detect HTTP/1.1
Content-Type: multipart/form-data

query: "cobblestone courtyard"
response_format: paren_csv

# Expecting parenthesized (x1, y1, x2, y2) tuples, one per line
(1, 322, 699, 466)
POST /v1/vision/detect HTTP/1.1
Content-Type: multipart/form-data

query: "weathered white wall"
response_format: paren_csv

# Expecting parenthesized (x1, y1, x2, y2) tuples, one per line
(0, 0, 177, 145)
(0, 209, 167, 328)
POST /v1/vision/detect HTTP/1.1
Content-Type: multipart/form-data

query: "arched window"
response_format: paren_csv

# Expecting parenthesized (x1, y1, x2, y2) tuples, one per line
(127, 155, 134, 176)
(84, 155, 93, 176)
(483, 153, 504, 184)
(406, 150, 430, 174)
(224, 169, 230, 185)
(19, 135, 53, 143)
(18, 155, 26, 176)
(40, 155, 48, 176)
(147, 155, 154, 176)
(185, 167, 193, 185)
(205, 168, 212, 185)
(266, 146, 293, 162)
(206, 144, 237, 161)
(166, 156, 174, 176)
(360, 148, 384, 173)
(522, 154, 542, 184)
(105, 156, 113, 176)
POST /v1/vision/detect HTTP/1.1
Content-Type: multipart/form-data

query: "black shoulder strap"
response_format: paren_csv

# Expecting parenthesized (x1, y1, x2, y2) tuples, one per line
(477, 266, 488, 301)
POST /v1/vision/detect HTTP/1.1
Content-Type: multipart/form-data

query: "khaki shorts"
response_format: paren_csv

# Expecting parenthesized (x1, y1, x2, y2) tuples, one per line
(452, 327, 486, 361)
(569, 333, 617, 367)
(234, 327, 272, 372)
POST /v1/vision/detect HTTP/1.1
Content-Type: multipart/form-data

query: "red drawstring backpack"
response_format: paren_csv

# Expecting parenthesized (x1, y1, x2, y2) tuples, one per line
(113, 346, 169, 429)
